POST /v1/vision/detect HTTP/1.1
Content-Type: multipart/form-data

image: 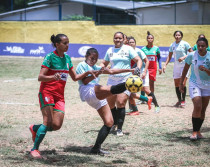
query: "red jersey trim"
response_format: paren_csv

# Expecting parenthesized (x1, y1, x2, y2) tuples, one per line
(41, 65, 50, 69)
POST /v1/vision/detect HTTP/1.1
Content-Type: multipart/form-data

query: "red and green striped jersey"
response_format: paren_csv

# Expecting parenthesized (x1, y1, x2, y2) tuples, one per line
(141, 46, 160, 70)
(39, 51, 73, 97)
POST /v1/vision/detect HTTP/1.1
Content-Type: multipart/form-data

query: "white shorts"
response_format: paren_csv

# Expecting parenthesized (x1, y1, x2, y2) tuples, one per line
(141, 71, 149, 87)
(189, 81, 210, 99)
(173, 64, 190, 79)
(107, 76, 131, 96)
(79, 85, 107, 110)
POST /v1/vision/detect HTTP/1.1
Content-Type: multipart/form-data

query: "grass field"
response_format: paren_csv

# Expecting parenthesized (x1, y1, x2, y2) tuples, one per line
(0, 56, 209, 167)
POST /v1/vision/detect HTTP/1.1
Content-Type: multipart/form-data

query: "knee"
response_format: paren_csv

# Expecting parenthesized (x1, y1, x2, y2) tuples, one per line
(52, 124, 62, 131)
(105, 119, 114, 128)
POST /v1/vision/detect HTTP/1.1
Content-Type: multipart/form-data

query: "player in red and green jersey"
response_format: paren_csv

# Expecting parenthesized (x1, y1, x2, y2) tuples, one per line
(29, 34, 96, 159)
(141, 31, 162, 93)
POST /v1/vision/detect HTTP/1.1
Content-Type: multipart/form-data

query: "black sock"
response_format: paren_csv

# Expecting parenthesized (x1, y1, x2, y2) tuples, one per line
(175, 87, 181, 102)
(110, 82, 126, 94)
(92, 125, 111, 150)
(198, 118, 204, 131)
(181, 87, 187, 101)
(148, 92, 159, 107)
(33, 124, 42, 132)
(192, 117, 200, 132)
(111, 107, 118, 125)
(117, 107, 125, 130)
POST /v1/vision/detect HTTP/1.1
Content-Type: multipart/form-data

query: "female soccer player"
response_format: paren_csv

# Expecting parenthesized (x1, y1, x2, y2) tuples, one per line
(163, 30, 193, 107)
(141, 31, 162, 93)
(76, 48, 136, 154)
(128, 36, 158, 115)
(179, 38, 210, 140)
(100, 32, 142, 136)
(29, 34, 97, 159)
(192, 34, 210, 51)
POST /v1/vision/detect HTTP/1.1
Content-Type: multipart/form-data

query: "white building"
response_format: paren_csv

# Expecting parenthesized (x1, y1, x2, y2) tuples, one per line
(0, 0, 209, 25)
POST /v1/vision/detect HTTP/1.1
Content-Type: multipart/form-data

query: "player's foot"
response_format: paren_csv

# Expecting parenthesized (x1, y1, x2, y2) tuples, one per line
(190, 132, 198, 141)
(110, 125, 117, 133)
(126, 108, 133, 114)
(181, 101, 185, 107)
(155, 106, 160, 113)
(128, 111, 139, 116)
(147, 97, 153, 110)
(90, 148, 109, 155)
(116, 129, 124, 136)
(174, 101, 181, 107)
(197, 131, 204, 139)
(29, 124, 36, 142)
(30, 150, 42, 159)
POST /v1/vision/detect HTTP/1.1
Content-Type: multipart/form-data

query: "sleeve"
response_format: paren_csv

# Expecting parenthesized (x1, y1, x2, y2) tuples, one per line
(95, 65, 102, 71)
(192, 44, 197, 51)
(42, 53, 51, 69)
(156, 47, 162, 69)
(104, 48, 111, 61)
(169, 43, 173, 52)
(138, 49, 146, 60)
(129, 47, 138, 59)
(185, 53, 193, 65)
(76, 63, 87, 75)
(185, 41, 191, 51)
(68, 56, 73, 69)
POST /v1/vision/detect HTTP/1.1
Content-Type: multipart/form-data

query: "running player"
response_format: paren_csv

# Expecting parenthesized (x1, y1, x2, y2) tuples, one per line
(29, 34, 97, 159)
(141, 31, 162, 93)
(192, 34, 210, 51)
(128, 36, 158, 114)
(76, 48, 136, 154)
(163, 30, 193, 107)
(179, 37, 210, 140)
(100, 32, 142, 136)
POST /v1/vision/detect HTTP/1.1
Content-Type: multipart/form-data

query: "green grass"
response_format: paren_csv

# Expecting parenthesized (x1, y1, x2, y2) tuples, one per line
(0, 56, 209, 167)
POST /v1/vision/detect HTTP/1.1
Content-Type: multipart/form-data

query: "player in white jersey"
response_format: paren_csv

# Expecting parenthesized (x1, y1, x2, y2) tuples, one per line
(76, 48, 135, 154)
(100, 32, 142, 136)
(180, 38, 210, 141)
(163, 30, 193, 107)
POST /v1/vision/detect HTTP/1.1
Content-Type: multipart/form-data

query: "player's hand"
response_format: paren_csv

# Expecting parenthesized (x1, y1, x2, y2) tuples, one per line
(179, 83, 184, 93)
(199, 65, 206, 71)
(178, 57, 185, 62)
(141, 71, 146, 79)
(54, 73, 61, 80)
(134, 67, 141, 76)
(159, 69, 162, 75)
(163, 65, 166, 73)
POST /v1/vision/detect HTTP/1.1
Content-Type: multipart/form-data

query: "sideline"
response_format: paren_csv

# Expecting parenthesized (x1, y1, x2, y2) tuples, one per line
(0, 102, 36, 106)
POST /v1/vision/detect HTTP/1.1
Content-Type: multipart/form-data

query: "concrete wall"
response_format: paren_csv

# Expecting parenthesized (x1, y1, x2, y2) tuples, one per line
(0, 21, 210, 47)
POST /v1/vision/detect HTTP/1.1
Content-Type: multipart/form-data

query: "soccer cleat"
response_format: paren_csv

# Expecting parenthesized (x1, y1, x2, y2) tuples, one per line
(147, 97, 153, 110)
(126, 109, 133, 114)
(116, 129, 124, 136)
(189, 135, 198, 141)
(155, 106, 160, 113)
(90, 148, 109, 155)
(29, 124, 36, 142)
(181, 101, 185, 107)
(174, 101, 181, 107)
(197, 131, 204, 139)
(30, 150, 42, 159)
(128, 111, 139, 116)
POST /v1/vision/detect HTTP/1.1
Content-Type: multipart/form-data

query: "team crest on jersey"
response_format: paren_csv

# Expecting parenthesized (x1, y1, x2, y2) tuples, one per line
(120, 50, 128, 57)
(204, 58, 210, 67)
(109, 53, 113, 57)
(45, 97, 50, 102)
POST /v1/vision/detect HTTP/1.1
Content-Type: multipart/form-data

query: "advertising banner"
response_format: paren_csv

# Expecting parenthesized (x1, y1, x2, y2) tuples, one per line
(0, 42, 173, 62)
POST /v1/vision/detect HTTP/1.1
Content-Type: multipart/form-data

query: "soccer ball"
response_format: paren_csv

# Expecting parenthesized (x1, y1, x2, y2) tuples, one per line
(125, 75, 143, 93)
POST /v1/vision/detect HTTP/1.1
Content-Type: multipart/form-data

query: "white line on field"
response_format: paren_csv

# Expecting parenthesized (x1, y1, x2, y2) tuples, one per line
(3, 78, 37, 82)
(0, 102, 36, 105)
